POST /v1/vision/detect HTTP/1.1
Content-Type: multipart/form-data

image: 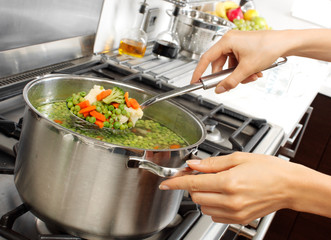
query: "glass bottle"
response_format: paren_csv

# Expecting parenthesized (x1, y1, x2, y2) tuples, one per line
(118, 1, 148, 58)
(152, 6, 180, 59)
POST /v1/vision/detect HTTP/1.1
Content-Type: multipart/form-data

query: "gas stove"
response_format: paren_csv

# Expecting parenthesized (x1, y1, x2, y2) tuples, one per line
(0, 46, 284, 240)
(0, 0, 285, 238)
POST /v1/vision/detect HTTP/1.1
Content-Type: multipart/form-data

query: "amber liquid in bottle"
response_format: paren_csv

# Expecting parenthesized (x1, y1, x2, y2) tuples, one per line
(118, 39, 147, 58)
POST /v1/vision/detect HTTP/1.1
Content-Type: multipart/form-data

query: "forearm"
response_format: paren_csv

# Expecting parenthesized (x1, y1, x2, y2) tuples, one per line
(287, 162, 331, 218)
(281, 29, 331, 62)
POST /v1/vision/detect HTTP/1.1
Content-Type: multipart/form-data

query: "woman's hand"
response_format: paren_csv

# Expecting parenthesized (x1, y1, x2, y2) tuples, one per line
(191, 30, 289, 93)
(191, 28, 331, 94)
(159, 152, 302, 224)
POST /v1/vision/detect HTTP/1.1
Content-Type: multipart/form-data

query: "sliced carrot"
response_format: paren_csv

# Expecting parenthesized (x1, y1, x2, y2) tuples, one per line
(54, 119, 63, 124)
(96, 89, 112, 101)
(79, 105, 96, 114)
(124, 92, 131, 107)
(95, 120, 104, 128)
(83, 112, 89, 118)
(90, 110, 106, 122)
(153, 146, 159, 149)
(112, 103, 119, 108)
(170, 144, 181, 149)
(77, 100, 90, 109)
(129, 98, 140, 110)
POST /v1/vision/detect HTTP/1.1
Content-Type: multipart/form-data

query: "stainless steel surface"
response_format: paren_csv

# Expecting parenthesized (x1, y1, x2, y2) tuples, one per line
(183, 215, 229, 240)
(140, 57, 287, 108)
(14, 74, 206, 239)
(163, 0, 187, 7)
(0, 35, 95, 79)
(0, 0, 103, 78)
(176, 9, 235, 59)
(228, 224, 256, 239)
(278, 106, 313, 158)
(127, 154, 201, 178)
(240, 0, 256, 12)
(252, 212, 276, 240)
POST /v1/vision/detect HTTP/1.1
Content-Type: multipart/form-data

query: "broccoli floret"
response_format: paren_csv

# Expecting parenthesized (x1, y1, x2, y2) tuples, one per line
(102, 86, 125, 104)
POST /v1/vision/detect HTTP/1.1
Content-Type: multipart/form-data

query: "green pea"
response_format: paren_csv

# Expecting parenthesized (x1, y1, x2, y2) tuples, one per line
(79, 97, 85, 102)
(80, 91, 86, 97)
(66, 97, 73, 102)
(74, 105, 81, 111)
(115, 109, 121, 115)
(103, 121, 110, 128)
(89, 117, 96, 123)
(108, 105, 115, 111)
(96, 106, 102, 112)
(67, 101, 73, 108)
(128, 122, 133, 128)
(113, 121, 120, 129)
(119, 104, 125, 111)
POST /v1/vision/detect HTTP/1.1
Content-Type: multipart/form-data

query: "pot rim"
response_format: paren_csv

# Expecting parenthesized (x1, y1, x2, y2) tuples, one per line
(22, 74, 207, 152)
(178, 9, 236, 31)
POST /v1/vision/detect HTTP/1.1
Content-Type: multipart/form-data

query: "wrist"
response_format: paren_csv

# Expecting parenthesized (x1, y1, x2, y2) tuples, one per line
(275, 30, 305, 57)
(285, 162, 331, 217)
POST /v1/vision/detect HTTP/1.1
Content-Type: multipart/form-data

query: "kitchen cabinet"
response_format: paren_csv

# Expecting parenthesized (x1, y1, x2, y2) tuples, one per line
(265, 93, 331, 240)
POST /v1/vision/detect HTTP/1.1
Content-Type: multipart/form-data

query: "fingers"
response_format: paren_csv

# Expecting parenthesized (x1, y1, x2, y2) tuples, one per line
(215, 61, 257, 94)
(191, 39, 229, 84)
(159, 153, 252, 191)
(159, 173, 223, 192)
(191, 54, 213, 84)
(186, 153, 244, 173)
(211, 55, 227, 73)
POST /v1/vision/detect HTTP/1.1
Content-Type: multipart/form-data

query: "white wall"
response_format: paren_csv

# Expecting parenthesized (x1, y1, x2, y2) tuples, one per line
(94, 0, 174, 53)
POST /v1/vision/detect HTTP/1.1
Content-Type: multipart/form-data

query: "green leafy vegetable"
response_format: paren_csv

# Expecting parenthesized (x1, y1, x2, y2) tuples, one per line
(102, 86, 125, 105)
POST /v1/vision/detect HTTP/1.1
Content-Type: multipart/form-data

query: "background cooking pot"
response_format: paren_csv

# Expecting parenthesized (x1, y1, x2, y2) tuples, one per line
(176, 9, 236, 59)
(14, 74, 206, 239)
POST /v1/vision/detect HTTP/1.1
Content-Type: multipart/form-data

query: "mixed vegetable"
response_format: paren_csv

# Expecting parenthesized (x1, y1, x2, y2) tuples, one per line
(37, 101, 188, 149)
(66, 85, 143, 130)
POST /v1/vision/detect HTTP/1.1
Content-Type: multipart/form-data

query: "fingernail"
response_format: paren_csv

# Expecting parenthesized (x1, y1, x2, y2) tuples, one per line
(215, 86, 226, 94)
(186, 160, 201, 165)
(159, 184, 170, 190)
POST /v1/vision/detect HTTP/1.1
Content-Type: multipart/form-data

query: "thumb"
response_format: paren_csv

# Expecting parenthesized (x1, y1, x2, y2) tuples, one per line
(187, 153, 244, 173)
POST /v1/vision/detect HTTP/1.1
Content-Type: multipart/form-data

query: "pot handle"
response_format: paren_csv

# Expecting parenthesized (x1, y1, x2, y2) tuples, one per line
(127, 151, 202, 178)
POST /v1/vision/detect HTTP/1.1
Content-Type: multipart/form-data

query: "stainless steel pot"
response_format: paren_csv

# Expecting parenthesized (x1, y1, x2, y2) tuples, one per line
(176, 9, 235, 59)
(14, 74, 206, 239)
